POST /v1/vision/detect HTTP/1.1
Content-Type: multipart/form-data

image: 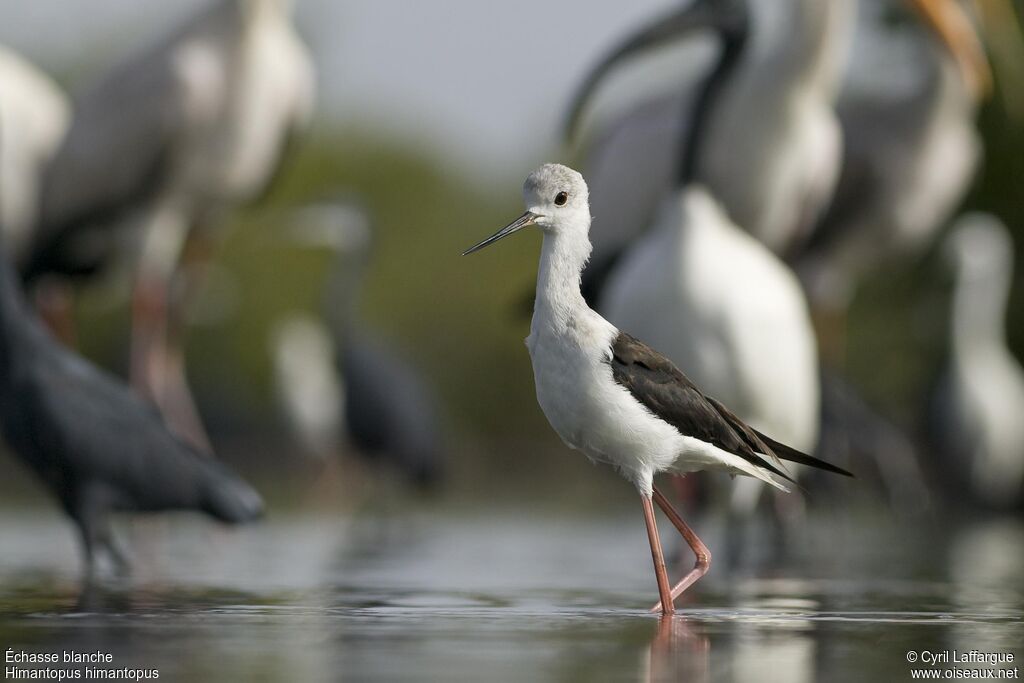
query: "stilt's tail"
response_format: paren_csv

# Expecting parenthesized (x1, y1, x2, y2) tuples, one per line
(721, 451, 792, 493)
(755, 429, 854, 478)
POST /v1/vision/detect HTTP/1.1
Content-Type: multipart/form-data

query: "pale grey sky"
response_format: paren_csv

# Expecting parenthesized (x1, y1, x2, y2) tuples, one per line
(0, 0, 678, 179)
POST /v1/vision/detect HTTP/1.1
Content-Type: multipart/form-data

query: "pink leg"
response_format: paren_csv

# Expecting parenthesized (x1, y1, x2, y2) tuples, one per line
(130, 274, 211, 454)
(650, 485, 712, 613)
(641, 493, 675, 616)
(159, 230, 217, 454)
(130, 275, 169, 405)
(159, 343, 213, 454)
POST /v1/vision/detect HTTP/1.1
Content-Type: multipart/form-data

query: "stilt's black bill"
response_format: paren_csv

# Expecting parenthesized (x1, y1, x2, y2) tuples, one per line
(462, 212, 538, 255)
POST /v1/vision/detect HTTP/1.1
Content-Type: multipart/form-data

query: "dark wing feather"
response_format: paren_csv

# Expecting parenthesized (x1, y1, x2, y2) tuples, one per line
(752, 426, 854, 477)
(609, 332, 795, 484)
(704, 395, 785, 468)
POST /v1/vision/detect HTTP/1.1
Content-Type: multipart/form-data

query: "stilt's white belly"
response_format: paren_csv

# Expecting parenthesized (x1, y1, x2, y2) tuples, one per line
(526, 315, 732, 490)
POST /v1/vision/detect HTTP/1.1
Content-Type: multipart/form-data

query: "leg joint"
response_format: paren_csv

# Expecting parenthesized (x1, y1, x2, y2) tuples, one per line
(695, 549, 712, 571)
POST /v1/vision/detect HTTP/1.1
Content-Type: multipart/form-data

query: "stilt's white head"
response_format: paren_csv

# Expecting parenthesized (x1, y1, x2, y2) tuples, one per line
(522, 164, 590, 231)
(463, 164, 591, 255)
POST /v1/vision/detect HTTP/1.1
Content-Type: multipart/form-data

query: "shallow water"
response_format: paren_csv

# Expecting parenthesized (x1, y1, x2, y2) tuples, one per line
(0, 510, 1021, 682)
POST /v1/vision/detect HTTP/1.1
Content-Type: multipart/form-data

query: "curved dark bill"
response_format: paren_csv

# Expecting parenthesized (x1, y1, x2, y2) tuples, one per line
(563, 0, 745, 140)
(462, 212, 538, 255)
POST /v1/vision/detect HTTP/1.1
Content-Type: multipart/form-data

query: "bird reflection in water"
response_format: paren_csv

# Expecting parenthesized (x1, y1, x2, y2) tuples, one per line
(643, 615, 710, 683)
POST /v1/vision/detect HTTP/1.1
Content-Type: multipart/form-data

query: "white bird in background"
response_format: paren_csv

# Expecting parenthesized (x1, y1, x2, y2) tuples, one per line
(565, 0, 853, 299)
(598, 0, 820, 556)
(797, 0, 994, 317)
(463, 163, 851, 614)
(928, 214, 1024, 511)
(272, 313, 345, 463)
(602, 191, 821, 517)
(21, 0, 315, 452)
(270, 202, 371, 466)
(0, 45, 70, 263)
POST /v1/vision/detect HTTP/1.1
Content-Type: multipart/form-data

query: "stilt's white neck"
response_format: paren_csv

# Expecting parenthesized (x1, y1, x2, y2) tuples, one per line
(535, 223, 593, 325)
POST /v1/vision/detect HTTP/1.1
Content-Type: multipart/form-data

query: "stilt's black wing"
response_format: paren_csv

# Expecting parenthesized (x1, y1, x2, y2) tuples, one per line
(608, 332, 794, 484)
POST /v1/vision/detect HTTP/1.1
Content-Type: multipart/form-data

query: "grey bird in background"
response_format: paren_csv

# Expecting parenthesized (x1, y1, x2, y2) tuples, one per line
(0, 246, 264, 577)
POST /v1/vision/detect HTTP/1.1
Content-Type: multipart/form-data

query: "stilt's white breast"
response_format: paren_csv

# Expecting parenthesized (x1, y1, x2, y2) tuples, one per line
(526, 310, 684, 489)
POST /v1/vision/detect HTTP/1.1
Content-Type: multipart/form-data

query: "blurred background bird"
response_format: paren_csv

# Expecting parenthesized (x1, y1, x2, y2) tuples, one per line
(272, 201, 445, 500)
(0, 44, 70, 267)
(0, 245, 263, 577)
(564, 0, 854, 308)
(926, 213, 1024, 512)
(795, 0, 993, 355)
(19, 0, 315, 454)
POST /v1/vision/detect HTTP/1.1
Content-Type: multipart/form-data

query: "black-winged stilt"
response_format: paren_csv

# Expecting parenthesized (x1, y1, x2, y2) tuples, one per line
(463, 163, 851, 614)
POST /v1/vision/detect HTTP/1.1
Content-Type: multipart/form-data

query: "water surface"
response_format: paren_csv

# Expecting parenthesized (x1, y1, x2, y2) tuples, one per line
(1, 510, 1021, 682)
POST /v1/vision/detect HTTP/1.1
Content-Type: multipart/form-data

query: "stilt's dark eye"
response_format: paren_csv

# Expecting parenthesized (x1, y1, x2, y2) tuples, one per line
(554, 191, 569, 206)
